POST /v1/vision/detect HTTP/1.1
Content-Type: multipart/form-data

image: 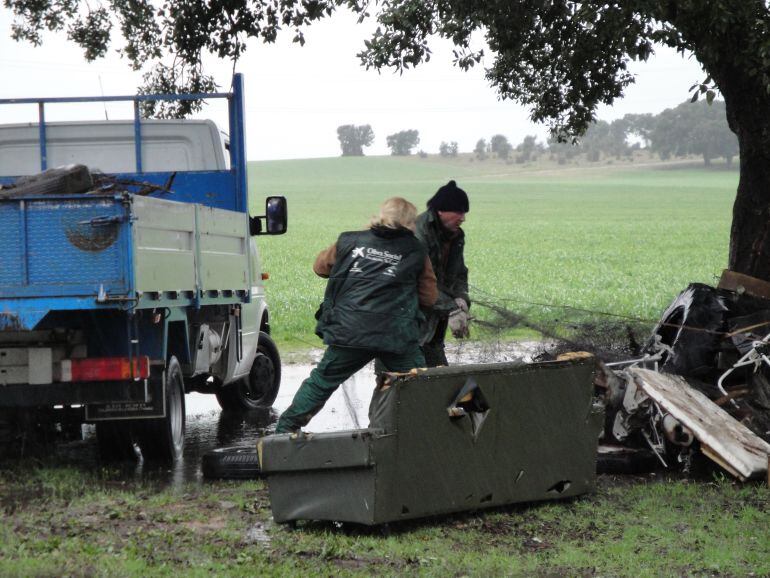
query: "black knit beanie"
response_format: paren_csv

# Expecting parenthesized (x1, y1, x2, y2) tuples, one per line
(427, 180, 469, 213)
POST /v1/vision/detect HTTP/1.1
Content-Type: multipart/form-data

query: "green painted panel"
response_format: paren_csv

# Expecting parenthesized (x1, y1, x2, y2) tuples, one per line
(262, 358, 604, 525)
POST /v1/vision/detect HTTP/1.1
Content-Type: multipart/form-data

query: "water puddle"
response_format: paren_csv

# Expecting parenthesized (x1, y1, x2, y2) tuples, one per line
(5, 341, 540, 486)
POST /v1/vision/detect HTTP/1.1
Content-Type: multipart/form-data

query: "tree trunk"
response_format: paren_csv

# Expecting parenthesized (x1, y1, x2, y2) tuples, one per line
(725, 92, 770, 280)
(657, 3, 770, 280)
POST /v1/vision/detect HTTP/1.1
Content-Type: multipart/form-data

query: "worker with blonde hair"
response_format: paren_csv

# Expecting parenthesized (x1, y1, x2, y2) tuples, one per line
(276, 197, 437, 433)
(369, 196, 418, 229)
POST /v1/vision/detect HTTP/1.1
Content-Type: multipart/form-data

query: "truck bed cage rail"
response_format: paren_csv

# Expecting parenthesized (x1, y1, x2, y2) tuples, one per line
(0, 75, 248, 212)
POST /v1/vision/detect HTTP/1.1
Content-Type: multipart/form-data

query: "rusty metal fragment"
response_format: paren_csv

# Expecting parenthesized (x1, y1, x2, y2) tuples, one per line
(260, 358, 604, 525)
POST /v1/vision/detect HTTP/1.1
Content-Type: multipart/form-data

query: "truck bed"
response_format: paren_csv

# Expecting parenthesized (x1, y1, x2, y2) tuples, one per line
(0, 193, 250, 329)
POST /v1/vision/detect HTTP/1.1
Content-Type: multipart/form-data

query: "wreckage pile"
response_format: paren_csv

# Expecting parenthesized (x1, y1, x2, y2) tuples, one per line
(596, 272, 770, 481)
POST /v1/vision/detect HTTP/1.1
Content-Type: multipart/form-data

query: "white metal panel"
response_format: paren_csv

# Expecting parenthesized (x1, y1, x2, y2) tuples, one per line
(132, 196, 196, 293)
(0, 119, 227, 175)
(0, 347, 52, 384)
(28, 347, 52, 384)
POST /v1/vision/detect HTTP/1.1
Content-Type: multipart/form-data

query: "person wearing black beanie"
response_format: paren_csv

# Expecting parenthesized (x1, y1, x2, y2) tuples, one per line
(426, 180, 470, 214)
(415, 180, 471, 366)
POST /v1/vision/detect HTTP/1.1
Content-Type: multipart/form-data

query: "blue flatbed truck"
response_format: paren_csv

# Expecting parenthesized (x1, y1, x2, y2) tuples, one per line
(0, 74, 286, 459)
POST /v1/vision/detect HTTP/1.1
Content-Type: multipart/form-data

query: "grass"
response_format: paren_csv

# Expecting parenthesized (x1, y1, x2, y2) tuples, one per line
(1, 464, 767, 576)
(248, 154, 737, 350)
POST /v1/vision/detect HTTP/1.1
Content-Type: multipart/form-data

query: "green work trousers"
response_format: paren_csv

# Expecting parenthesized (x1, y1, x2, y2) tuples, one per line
(275, 345, 425, 433)
(422, 317, 449, 367)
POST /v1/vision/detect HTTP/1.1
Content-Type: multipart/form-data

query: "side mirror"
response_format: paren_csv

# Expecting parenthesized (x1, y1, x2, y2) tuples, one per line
(250, 196, 288, 236)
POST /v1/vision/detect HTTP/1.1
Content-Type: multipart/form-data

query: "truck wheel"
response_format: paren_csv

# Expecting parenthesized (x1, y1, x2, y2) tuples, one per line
(202, 445, 262, 479)
(136, 356, 186, 460)
(95, 421, 137, 461)
(216, 332, 281, 411)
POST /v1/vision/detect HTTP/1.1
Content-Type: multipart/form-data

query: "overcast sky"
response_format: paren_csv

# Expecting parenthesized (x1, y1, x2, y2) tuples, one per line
(0, 9, 706, 161)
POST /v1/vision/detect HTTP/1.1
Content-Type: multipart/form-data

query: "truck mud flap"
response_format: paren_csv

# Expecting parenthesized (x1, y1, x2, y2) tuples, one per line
(260, 358, 604, 525)
(85, 376, 165, 421)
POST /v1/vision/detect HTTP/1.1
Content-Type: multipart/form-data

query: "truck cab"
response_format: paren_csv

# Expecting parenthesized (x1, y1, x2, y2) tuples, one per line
(0, 75, 285, 460)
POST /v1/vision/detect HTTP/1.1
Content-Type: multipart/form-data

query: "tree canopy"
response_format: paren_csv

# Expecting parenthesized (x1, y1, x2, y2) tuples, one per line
(386, 130, 420, 156)
(5, 0, 770, 277)
(651, 100, 738, 166)
(489, 134, 513, 160)
(439, 141, 459, 157)
(336, 124, 374, 156)
(6, 2, 766, 134)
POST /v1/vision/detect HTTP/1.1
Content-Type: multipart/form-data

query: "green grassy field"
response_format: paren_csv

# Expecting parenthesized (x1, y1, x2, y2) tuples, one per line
(1, 466, 767, 576)
(248, 155, 737, 350)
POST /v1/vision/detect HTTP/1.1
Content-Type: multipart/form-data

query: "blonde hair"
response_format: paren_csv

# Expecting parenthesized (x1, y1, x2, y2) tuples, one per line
(370, 197, 417, 229)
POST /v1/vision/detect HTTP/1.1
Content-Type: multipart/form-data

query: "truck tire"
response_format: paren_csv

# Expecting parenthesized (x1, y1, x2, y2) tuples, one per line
(96, 421, 137, 460)
(136, 356, 186, 460)
(201, 445, 262, 479)
(216, 332, 281, 411)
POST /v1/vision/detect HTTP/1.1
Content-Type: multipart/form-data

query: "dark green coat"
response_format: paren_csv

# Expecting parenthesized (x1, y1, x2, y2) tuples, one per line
(315, 226, 428, 353)
(414, 209, 469, 344)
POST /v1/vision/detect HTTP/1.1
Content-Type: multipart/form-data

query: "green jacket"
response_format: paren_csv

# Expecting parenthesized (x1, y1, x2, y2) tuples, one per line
(414, 209, 469, 342)
(315, 226, 428, 353)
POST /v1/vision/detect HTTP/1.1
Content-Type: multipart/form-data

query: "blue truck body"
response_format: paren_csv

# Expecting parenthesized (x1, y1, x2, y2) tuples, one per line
(0, 74, 284, 459)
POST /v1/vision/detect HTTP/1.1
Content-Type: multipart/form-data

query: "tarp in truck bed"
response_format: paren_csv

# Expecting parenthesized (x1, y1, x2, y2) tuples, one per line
(0, 193, 250, 329)
(260, 358, 604, 525)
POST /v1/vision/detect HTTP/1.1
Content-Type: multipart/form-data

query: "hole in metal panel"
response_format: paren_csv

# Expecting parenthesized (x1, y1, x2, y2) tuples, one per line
(447, 377, 491, 440)
(546, 480, 572, 494)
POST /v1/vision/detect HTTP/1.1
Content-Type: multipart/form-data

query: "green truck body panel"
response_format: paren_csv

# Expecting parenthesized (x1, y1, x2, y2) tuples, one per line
(261, 358, 604, 525)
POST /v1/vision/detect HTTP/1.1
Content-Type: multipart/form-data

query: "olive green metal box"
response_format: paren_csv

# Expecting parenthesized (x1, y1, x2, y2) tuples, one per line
(261, 359, 603, 525)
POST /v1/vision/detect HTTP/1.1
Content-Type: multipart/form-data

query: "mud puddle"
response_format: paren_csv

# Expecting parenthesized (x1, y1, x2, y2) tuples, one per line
(6, 341, 540, 486)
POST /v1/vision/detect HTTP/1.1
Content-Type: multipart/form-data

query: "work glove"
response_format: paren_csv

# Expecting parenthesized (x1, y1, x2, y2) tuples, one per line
(448, 298, 470, 338)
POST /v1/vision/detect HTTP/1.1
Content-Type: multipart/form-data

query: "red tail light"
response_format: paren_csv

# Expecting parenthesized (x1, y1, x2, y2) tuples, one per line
(60, 356, 150, 382)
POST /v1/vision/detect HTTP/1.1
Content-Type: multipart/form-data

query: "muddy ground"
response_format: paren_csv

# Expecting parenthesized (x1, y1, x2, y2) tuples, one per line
(2, 341, 541, 485)
(1, 343, 768, 575)
(1, 465, 767, 576)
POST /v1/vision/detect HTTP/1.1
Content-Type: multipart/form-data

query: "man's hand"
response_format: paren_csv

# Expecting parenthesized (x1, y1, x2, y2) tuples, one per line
(448, 298, 470, 338)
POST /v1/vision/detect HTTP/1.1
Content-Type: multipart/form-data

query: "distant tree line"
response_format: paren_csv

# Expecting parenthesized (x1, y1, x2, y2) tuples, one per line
(336, 126, 422, 156)
(548, 99, 736, 166)
(336, 99, 735, 165)
(472, 134, 542, 163)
